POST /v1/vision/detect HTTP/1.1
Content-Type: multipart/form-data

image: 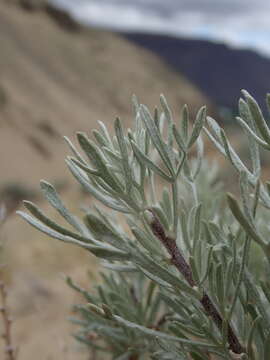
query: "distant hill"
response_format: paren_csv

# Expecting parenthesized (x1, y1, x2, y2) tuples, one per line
(121, 32, 270, 111)
(0, 0, 213, 190)
(0, 2, 215, 360)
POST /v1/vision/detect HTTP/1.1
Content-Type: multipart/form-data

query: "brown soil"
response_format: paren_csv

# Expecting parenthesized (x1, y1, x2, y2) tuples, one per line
(0, 1, 215, 359)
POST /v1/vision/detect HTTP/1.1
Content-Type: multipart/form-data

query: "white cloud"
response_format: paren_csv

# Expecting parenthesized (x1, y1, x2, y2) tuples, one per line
(52, 0, 270, 56)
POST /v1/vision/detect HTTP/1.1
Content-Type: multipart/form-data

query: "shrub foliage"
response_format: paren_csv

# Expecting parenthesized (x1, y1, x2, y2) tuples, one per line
(19, 91, 270, 359)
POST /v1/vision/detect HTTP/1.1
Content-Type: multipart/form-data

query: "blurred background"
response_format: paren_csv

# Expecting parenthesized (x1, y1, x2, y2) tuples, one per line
(0, 0, 269, 359)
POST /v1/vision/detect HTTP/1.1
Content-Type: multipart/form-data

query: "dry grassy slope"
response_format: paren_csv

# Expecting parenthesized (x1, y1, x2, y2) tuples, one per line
(0, 1, 213, 188)
(0, 2, 215, 360)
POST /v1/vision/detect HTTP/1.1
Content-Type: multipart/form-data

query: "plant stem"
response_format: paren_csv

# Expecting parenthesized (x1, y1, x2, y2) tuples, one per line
(0, 282, 16, 360)
(172, 181, 178, 234)
(227, 236, 250, 322)
(147, 209, 245, 355)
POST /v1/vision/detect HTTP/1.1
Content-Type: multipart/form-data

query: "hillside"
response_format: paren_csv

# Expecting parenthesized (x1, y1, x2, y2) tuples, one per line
(0, 2, 214, 360)
(0, 0, 213, 193)
(121, 32, 270, 112)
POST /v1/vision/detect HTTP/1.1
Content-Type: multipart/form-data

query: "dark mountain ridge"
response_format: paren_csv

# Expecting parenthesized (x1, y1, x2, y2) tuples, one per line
(121, 32, 270, 111)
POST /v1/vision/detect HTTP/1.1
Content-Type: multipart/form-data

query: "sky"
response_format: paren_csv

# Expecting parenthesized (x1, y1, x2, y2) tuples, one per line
(53, 0, 270, 57)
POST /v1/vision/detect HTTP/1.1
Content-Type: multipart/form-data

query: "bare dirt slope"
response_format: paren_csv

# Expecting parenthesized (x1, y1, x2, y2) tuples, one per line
(0, 0, 212, 188)
(0, 1, 214, 359)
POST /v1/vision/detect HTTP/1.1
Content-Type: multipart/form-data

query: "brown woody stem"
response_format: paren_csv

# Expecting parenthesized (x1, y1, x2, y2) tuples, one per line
(147, 209, 245, 355)
(0, 282, 16, 360)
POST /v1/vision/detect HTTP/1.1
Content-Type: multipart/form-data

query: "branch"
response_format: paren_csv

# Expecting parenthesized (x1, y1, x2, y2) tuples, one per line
(0, 282, 16, 360)
(147, 209, 245, 355)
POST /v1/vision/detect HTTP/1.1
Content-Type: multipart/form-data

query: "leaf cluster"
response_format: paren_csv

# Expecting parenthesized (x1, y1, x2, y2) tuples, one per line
(18, 91, 270, 359)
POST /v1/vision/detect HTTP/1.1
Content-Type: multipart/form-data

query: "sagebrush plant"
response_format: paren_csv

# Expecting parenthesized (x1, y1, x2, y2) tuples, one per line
(18, 90, 270, 359)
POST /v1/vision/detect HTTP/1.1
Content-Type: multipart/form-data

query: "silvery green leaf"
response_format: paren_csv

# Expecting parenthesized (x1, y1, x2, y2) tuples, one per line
(84, 213, 126, 249)
(194, 240, 202, 276)
(68, 156, 100, 176)
(92, 129, 109, 148)
(66, 159, 129, 213)
(151, 205, 170, 231)
(259, 186, 270, 210)
(102, 263, 137, 272)
(63, 136, 87, 164)
(207, 119, 270, 211)
(88, 244, 131, 261)
(136, 255, 201, 299)
(220, 129, 252, 179)
(236, 116, 270, 150)
(252, 181, 260, 218)
(183, 161, 193, 182)
(199, 246, 213, 286)
(247, 316, 261, 358)
(132, 94, 140, 119)
(170, 322, 204, 344)
(224, 259, 234, 296)
(260, 282, 270, 306)
(176, 152, 187, 177)
(94, 205, 125, 235)
(219, 129, 234, 164)
(140, 105, 175, 176)
(210, 124, 270, 209)
(137, 265, 173, 289)
(154, 106, 159, 128)
(23, 200, 95, 244)
(114, 117, 133, 193)
(239, 98, 251, 123)
(238, 99, 261, 178)
(193, 135, 204, 179)
(243, 267, 270, 326)
(210, 227, 230, 251)
(157, 339, 193, 360)
(203, 126, 225, 155)
(131, 126, 142, 154)
(172, 124, 186, 152)
(40, 180, 88, 235)
(215, 263, 225, 314)
(192, 204, 202, 255)
(227, 193, 266, 248)
(188, 106, 206, 148)
(161, 187, 173, 226)
(160, 94, 173, 148)
(77, 132, 124, 193)
(239, 171, 253, 223)
(98, 120, 114, 149)
(17, 210, 94, 250)
(189, 256, 200, 285)
(266, 93, 270, 114)
(180, 104, 189, 143)
(180, 210, 192, 253)
(102, 146, 122, 163)
(159, 293, 189, 318)
(131, 225, 162, 255)
(158, 110, 165, 137)
(113, 315, 219, 349)
(72, 334, 108, 351)
(91, 173, 122, 197)
(130, 140, 173, 182)
(205, 116, 223, 144)
(188, 205, 198, 240)
(243, 90, 270, 145)
(163, 141, 176, 169)
(114, 351, 135, 360)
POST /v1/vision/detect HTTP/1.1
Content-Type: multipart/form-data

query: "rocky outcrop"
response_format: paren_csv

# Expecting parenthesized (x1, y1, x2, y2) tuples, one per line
(5, 0, 81, 31)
